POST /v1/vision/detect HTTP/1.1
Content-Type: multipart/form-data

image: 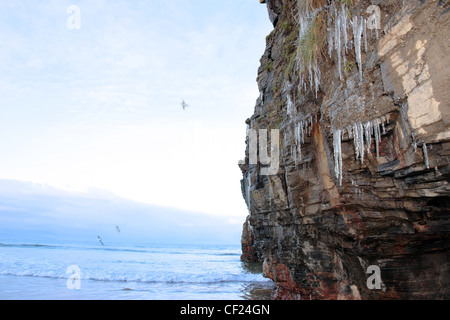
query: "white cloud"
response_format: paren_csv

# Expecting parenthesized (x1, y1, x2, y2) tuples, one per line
(0, 0, 272, 220)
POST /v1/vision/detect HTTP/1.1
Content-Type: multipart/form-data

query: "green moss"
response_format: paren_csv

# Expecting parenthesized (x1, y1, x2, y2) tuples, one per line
(282, 29, 299, 80)
(344, 60, 355, 73)
(272, 82, 279, 97)
(340, 0, 353, 6)
(281, 21, 293, 33)
(266, 61, 274, 72)
(284, 51, 297, 80)
(297, 12, 327, 70)
(298, 0, 328, 15)
(274, 117, 284, 130)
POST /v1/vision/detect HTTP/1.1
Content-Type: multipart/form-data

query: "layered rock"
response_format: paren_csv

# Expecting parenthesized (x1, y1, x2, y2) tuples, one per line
(239, 0, 450, 299)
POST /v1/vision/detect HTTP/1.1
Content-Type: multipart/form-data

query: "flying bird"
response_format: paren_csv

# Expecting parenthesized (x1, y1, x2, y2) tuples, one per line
(97, 236, 104, 246)
(116, 225, 121, 233)
(181, 100, 189, 110)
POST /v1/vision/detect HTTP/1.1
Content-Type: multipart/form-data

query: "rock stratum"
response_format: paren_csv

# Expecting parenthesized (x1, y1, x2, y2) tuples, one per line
(239, 0, 450, 299)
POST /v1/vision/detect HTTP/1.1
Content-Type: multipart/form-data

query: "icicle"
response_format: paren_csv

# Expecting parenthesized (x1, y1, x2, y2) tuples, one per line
(313, 65, 321, 98)
(299, 12, 309, 40)
(352, 16, 364, 83)
(373, 118, 381, 157)
(335, 7, 342, 80)
(298, 0, 320, 41)
(363, 18, 368, 53)
(292, 144, 297, 167)
(287, 94, 295, 117)
(347, 125, 353, 139)
(352, 123, 359, 161)
(294, 122, 303, 162)
(340, 4, 348, 53)
(423, 143, 429, 169)
(357, 122, 365, 163)
(351, 122, 364, 163)
(364, 121, 372, 154)
(333, 129, 343, 186)
(327, 5, 334, 59)
(299, 121, 303, 144)
(295, 123, 300, 146)
(370, 82, 375, 99)
(308, 62, 313, 93)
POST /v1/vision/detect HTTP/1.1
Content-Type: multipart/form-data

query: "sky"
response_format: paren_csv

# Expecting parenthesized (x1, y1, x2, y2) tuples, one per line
(0, 179, 245, 245)
(0, 0, 273, 235)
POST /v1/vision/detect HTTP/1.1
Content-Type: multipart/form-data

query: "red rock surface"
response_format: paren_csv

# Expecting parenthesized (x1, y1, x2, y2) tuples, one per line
(239, 0, 450, 300)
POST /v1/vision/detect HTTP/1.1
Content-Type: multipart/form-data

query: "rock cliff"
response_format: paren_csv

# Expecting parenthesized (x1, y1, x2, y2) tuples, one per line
(240, 0, 450, 299)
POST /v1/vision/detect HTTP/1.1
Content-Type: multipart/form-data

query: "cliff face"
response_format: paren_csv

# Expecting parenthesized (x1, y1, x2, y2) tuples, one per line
(240, 0, 450, 299)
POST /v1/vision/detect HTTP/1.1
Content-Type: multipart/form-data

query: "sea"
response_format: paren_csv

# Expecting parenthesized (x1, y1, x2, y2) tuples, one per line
(0, 237, 273, 300)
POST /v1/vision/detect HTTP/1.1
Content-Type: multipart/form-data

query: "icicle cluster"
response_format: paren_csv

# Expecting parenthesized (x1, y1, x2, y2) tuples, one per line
(352, 15, 364, 82)
(296, 0, 322, 97)
(332, 115, 390, 186)
(284, 81, 318, 166)
(286, 114, 316, 167)
(296, 1, 374, 97)
(297, 58, 321, 98)
(298, 0, 315, 39)
(327, 2, 370, 83)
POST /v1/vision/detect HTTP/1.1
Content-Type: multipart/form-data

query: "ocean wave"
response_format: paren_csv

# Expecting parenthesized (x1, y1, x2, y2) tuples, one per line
(215, 252, 240, 256)
(0, 242, 238, 256)
(0, 269, 268, 285)
(0, 243, 64, 249)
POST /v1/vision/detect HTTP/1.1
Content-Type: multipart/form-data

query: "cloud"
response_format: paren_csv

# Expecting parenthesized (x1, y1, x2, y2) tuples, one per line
(0, 0, 272, 222)
(0, 179, 243, 245)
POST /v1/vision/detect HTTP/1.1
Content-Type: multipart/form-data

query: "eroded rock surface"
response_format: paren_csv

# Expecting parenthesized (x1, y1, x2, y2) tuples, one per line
(240, 0, 450, 300)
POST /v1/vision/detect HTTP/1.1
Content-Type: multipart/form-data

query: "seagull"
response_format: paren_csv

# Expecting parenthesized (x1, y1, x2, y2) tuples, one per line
(181, 100, 189, 110)
(97, 236, 104, 246)
(116, 225, 121, 233)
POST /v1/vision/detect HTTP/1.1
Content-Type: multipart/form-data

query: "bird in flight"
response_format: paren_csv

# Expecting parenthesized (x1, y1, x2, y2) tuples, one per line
(116, 225, 121, 233)
(181, 100, 189, 110)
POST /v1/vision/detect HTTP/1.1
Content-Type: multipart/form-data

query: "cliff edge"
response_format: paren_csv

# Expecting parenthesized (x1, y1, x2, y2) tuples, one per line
(239, 0, 450, 299)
